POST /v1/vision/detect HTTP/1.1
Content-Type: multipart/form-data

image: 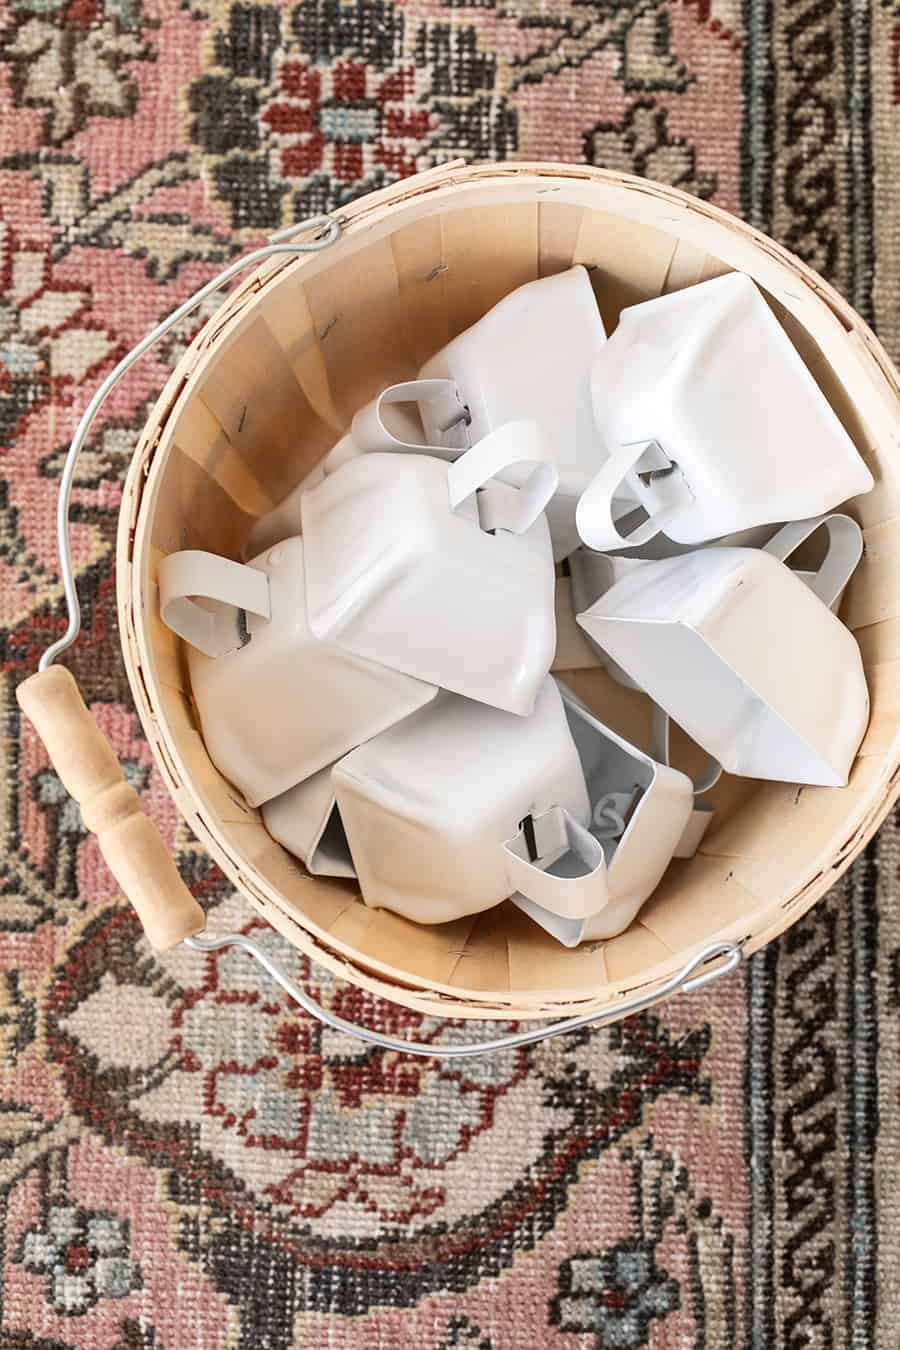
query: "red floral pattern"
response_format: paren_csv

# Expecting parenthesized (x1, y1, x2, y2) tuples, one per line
(261, 54, 433, 190)
(169, 919, 530, 1223)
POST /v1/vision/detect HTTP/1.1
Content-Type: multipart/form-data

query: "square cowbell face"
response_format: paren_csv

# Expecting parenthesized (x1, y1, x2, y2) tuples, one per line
(332, 679, 590, 924)
(187, 535, 436, 808)
(301, 452, 556, 717)
(590, 272, 873, 544)
(419, 265, 608, 561)
(419, 265, 607, 499)
(576, 546, 869, 786)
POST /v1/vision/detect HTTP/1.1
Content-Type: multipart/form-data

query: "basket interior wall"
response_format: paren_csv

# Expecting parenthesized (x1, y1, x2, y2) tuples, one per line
(128, 181, 900, 1008)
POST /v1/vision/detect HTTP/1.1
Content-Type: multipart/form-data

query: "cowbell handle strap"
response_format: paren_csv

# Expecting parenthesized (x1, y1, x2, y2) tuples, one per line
(351, 379, 470, 458)
(576, 440, 692, 551)
(651, 705, 720, 858)
(447, 420, 558, 535)
(762, 513, 863, 611)
(159, 550, 271, 658)
(503, 805, 609, 921)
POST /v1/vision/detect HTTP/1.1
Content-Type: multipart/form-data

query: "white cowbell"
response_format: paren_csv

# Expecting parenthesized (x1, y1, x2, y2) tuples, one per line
(575, 518, 869, 787)
(332, 677, 694, 942)
(419, 265, 608, 559)
(509, 683, 695, 946)
(579, 271, 874, 551)
(245, 267, 605, 562)
(244, 380, 471, 558)
(158, 537, 437, 807)
(332, 678, 593, 925)
(301, 423, 559, 717)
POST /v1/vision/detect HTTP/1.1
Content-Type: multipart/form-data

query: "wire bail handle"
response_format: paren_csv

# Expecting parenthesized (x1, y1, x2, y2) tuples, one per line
(41, 214, 341, 673)
(186, 932, 743, 1060)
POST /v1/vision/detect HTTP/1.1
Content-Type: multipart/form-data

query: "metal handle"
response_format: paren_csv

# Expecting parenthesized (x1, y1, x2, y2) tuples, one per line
(40, 213, 340, 673)
(185, 931, 743, 1059)
(20, 213, 337, 951)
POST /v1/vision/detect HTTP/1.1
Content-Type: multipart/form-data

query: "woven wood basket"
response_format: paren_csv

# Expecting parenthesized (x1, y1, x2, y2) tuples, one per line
(72, 161, 900, 1022)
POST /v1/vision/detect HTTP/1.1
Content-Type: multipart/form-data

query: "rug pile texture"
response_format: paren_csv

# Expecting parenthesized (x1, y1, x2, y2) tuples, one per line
(0, 0, 898, 1345)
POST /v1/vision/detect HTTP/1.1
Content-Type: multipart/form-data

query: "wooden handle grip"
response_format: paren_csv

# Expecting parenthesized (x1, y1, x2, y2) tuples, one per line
(17, 666, 206, 951)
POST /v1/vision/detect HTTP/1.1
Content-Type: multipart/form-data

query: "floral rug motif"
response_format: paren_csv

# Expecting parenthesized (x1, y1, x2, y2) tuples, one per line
(1, 1, 899, 1346)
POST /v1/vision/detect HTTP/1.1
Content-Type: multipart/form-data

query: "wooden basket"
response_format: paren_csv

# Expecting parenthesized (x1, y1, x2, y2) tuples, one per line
(110, 161, 900, 1022)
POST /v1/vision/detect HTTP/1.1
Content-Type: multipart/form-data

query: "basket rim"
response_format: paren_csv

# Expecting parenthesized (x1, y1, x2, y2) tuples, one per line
(116, 161, 900, 1019)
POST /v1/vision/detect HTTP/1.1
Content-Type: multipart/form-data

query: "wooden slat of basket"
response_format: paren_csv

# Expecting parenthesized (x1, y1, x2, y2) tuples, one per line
(699, 755, 885, 879)
(855, 614, 900, 665)
(168, 396, 275, 519)
(572, 209, 679, 332)
(638, 855, 771, 952)
(251, 273, 343, 436)
(844, 517, 900, 629)
(441, 200, 539, 337)
(601, 922, 673, 984)
(148, 446, 254, 561)
(661, 237, 720, 293)
(440, 907, 514, 994)
(198, 316, 331, 504)
(538, 200, 584, 280)
(303, 236, 413, 425)
(388, 217, 451, 369)
(507, 904, 610, 992)
(857, 660, 900, 756)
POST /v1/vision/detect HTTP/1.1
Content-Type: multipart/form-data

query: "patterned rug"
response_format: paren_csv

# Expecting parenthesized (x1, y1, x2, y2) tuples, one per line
(1, 1, 898, 1346)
